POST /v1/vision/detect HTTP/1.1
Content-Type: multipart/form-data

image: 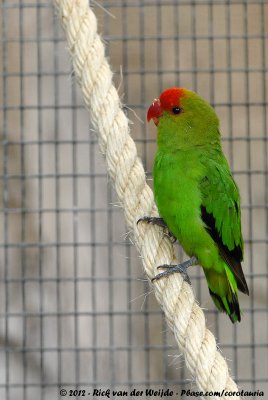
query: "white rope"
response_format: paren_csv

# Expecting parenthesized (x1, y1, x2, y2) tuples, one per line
(53, 1, 240, 398)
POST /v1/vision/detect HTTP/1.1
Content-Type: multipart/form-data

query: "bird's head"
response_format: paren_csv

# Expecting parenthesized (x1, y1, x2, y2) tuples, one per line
(147, 88, 186, 126)
(147, 87, 220, 149)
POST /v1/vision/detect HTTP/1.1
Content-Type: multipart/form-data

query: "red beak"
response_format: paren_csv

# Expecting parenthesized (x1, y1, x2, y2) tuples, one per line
(147, 98, 163, 126)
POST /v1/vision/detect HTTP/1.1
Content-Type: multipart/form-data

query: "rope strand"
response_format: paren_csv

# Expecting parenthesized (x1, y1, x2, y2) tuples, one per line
(53, 1, 240, 398)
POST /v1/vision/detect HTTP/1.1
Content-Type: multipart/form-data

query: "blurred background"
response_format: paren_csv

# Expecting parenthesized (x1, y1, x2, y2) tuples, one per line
(0, 0, 267, 399)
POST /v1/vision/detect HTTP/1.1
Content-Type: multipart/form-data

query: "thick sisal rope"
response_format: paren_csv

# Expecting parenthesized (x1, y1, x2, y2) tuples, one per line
(53, 1, 240, 398)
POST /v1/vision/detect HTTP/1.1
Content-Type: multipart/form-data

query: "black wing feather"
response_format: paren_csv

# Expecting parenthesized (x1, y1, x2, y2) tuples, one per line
(201, 206, 249, 295)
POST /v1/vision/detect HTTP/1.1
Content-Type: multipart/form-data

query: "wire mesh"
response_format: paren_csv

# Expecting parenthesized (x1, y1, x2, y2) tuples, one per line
(0, 1, 267, 399)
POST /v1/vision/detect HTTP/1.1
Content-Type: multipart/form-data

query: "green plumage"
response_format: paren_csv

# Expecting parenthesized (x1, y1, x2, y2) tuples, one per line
(152, 88, 249, 322)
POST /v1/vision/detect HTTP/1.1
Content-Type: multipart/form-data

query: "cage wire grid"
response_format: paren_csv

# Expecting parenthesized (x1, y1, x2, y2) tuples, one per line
(0, 0, 267, 399)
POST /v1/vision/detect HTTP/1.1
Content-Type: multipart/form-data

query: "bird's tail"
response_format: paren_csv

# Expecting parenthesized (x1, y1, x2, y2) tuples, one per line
(205, 266, 241, 323)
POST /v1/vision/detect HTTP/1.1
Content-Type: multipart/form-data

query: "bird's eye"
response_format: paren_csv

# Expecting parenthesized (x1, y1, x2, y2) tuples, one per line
(172, 107, 182, 115)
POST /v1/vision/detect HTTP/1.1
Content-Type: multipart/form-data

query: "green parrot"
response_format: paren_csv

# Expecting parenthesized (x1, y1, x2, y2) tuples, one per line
(141, 87, 249, 322)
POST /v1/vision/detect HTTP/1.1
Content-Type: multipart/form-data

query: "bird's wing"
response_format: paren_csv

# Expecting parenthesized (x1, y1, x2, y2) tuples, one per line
(199, 156, 249, 295)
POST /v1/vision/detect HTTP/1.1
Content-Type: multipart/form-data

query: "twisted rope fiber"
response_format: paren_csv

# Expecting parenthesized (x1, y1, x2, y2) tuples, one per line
(53, 1, 240, 398)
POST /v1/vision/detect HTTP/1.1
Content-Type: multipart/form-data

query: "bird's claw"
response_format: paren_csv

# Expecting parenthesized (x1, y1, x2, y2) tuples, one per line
(137, 216, 177, 243)
(166, 231, 177, 243)
(137, 216, 166, 227)
(152, 257, 197, 286)
(152, 265, 191, 285)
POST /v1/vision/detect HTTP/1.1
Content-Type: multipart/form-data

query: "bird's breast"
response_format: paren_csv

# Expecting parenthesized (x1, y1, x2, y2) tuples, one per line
(153, 150, 205, 239)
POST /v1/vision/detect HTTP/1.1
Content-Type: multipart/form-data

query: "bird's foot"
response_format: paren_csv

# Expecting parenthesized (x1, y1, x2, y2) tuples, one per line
(152, 256, 198, 285)
(137, 216, 176, 243)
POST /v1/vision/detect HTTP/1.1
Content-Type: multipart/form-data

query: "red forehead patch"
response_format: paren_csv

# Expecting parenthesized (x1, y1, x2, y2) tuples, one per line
(159, 88, 186, 110)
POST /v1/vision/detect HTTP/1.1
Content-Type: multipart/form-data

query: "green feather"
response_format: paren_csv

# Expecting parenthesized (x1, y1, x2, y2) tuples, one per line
(152, 88, 248, 322)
